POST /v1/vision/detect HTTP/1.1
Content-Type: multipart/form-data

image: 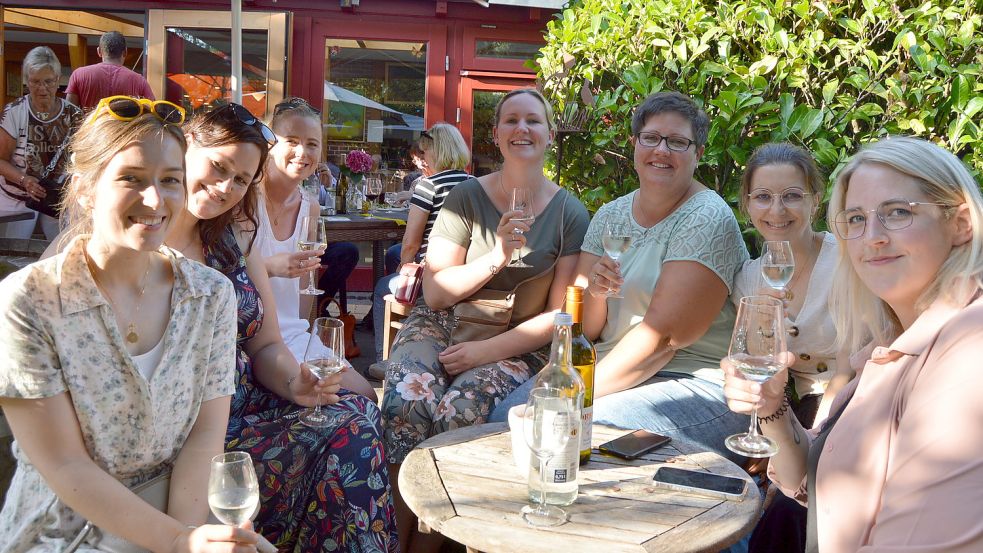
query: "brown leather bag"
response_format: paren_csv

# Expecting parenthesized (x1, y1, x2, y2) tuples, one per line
(323, 298, 360, 358)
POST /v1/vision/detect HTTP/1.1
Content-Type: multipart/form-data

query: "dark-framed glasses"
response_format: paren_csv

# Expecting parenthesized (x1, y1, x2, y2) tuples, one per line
(211, 103, 277, 146)
(635, 132, 696, 152)
(95, 95, 186, 125)
(832, 199, 954, 240)
(748, 187, 808, 210)
(273, 97, 322, 116)
(420, 130, 433, 141)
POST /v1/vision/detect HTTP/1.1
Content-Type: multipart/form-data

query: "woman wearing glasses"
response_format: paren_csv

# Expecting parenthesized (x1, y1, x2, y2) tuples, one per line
(0, 101, 266, 551)
(724, 136, 983, 552)
(163, 103, 396, 552)
(0, 46, 83, 239)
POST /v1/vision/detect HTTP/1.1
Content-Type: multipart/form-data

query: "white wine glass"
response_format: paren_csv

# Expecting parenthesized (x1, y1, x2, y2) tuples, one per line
(724, 296, 787, 458)
(521, 387, 574, 527)
(601, 219, 632, 298)
(298, 216, 327, 296)
(761, 241, 794, 294)
(508, 188, 535, 268)
(208, 452, 259, 527)
(383, 191, 399, 210)
(299, 317, 346, 428)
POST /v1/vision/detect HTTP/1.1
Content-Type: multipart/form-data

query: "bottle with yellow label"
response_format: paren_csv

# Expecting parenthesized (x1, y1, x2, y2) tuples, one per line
(565, 286, 596, 465)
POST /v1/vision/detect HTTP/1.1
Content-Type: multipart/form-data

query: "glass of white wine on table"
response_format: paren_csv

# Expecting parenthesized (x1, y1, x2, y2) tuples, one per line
(508, 188, 536, 268)
(208, 451, 259, 527)
(298, 215, 327, 296)
(601, 219, 632, 298)
(761, 240, 795, 295)
(724, 295, 787, 458)
(299, 317, 346, 428)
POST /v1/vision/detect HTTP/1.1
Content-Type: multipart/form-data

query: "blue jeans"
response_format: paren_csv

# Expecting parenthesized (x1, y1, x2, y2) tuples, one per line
(490, 371, 751, 465)
(317, 242, 359, 303)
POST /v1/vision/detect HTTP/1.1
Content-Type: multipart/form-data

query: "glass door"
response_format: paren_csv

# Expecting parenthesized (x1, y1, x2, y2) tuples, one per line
(146, 10, 289, 120)
(459, 76, 535, 176)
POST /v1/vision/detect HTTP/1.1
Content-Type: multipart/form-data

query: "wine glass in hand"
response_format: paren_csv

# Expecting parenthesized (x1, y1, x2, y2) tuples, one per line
(299, 317, 346, 428)
(298, 216, 327, 296)
(208, 452, 259, 527)
(724, 296, 787, 458)
(508, 188, 535, 268)
(521, 387, 574, 527)
(601, 219, 632, 298)
(761, 241, 795, 296)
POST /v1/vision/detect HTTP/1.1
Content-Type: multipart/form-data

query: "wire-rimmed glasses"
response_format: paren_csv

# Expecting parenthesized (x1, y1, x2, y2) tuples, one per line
(832, 199, 955, 240)
(747, 187, 807, 210)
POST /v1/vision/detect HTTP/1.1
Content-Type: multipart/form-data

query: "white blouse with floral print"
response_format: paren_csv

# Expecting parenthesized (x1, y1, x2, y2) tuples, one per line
(0, 236, 237, 552)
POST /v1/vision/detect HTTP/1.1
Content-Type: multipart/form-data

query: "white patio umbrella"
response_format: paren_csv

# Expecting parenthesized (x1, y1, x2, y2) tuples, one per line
(323, 81, 401, 114)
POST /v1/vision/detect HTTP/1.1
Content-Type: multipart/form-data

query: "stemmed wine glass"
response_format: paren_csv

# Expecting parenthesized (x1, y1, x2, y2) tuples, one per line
(299, 317, 346, 428)
(508, 188, 535, 268)
(208, 452, 259, 527)
(601, 218, 632, 298)
(724, 296, 787, 458)
(383, 191, 399, 210)
(298, 216, 327, 296)
(367, 176, 384, 207)
(521, 387, 575, 527)
(761, 241, 795, 295)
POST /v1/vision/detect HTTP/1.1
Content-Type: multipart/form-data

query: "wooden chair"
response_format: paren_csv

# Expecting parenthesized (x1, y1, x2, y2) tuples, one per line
(382, 294, 413, 360)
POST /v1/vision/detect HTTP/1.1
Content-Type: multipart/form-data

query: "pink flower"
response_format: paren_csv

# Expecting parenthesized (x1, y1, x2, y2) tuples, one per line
(434, 390, 461, 423)
(345, 149, 373, 174)
(395, 372, 436, 402)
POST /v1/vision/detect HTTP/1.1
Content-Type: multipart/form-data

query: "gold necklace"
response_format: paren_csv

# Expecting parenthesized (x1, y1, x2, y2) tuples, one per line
(783, 234, 821, 302)
(87, 250, 155, 344)
(266, 189, 296, 227)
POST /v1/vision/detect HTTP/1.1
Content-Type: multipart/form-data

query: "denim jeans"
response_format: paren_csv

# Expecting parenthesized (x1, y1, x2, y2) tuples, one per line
(490, 371, 750, 465)
(316, 242, 359, 303)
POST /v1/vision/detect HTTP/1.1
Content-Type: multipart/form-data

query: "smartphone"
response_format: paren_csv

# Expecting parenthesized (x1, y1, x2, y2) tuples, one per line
(598, 429, 672, 459)
(652, 466, 747, 501)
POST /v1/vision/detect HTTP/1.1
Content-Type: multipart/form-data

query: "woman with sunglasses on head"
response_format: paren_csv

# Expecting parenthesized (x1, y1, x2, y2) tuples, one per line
(724, 136, 983, 552)
(0, 99, 265, 551)
(164, 102, 396, 552)
(0, 46, 83, 240)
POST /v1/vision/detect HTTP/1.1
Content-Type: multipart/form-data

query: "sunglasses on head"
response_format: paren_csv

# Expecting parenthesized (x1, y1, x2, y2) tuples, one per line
(95, 96, 186, 125)
(210, 103, 277, 146)
(273, 97, 322, 116)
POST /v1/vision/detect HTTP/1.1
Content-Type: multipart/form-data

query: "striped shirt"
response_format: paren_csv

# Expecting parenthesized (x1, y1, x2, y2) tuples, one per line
(409, 169, 471, 259)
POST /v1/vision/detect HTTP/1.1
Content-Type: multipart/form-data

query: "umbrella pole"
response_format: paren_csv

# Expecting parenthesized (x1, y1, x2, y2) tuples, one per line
(231, 0, 242, 104)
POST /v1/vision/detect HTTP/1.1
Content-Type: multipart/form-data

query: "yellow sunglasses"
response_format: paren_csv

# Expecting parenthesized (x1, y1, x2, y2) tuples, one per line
(95, 96, 186, 125)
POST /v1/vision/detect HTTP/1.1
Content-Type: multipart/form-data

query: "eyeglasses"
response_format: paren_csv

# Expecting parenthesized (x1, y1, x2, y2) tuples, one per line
(635, 132, 696, 152)
(95, 96, 186, 125)
(273, 97, 322, 116)
(748, 188, 808, 210)
(210, 103, 277, 146)
(832, 199, 954, 240)
(420, 130, 433, 141)
(27, 78, 58, 89)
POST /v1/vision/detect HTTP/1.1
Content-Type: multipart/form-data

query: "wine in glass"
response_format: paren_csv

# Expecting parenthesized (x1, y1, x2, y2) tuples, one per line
(601, 219, 632, 298)
(724, 296, 787, 458)
(367, 176, 384, 206)
(299, 317, 346, 428)
(208, 451, 259, 526)
(761, 241, 795, 293)
(521, 387, 574, 527)
(298, 216, 327, 296)
(508, 188, 535, 268)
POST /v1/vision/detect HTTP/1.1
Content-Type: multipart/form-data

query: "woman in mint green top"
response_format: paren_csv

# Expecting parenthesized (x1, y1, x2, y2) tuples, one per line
(579, 92, 750, 462)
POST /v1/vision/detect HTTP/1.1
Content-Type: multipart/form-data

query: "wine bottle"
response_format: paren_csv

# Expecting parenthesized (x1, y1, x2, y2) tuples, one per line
(336, 173, 348, 214)
(565, 286, 596, 465)
(528, 312, 584, 506)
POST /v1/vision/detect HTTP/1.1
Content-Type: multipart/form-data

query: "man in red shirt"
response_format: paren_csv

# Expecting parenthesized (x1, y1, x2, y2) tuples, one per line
(65, 31, 155, 110)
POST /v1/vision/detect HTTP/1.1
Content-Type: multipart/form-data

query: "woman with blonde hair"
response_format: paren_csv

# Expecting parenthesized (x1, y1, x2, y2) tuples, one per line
(0, 98, 263, 551)
(724, 136, 983, 552)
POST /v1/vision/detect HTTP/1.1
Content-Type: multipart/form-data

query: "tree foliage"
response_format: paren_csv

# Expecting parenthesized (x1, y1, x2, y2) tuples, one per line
(537, 0, 983, 219)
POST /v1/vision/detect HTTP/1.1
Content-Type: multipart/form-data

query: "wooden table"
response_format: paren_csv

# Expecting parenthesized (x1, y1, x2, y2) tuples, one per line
(321, 209, 407, 283)
(400, 423, 760, 553)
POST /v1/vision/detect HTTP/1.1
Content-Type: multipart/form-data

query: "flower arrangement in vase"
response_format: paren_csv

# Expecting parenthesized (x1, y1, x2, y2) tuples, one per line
(343, 149, 373, 212)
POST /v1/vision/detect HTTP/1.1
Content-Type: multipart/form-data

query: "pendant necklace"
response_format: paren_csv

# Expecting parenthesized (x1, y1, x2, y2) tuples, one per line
(266, 189, 296, 227)
(87, 250, 154, 344)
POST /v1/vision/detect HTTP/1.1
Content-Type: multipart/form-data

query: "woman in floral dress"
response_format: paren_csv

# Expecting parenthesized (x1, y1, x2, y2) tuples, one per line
(164, 103, 397, 552)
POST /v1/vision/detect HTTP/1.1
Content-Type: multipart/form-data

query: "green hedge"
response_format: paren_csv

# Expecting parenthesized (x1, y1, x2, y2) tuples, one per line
(537, 0, 982, 225)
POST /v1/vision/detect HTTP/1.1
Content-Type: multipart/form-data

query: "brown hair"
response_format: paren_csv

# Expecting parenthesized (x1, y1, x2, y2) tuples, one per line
(631, 91, 710, 146)
(739, 142, 825, 218)
(60, 110, 187, 248)
(493, 88, 556, 133)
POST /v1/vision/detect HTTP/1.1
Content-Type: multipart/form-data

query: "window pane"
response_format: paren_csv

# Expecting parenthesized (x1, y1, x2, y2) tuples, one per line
(472, 90, 505, 176)
(475, 40, 540, 61)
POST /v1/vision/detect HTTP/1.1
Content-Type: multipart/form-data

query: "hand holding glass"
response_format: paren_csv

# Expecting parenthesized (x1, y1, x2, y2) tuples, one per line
(724, 296, 787, 458)
(208, 452, 259, 526)
(508, 188, 535, 268)
(521, 387, 574, 527)
(299, 317, 345, 428)
(298, 216, 327, 296)
(601, 220, 632, 298)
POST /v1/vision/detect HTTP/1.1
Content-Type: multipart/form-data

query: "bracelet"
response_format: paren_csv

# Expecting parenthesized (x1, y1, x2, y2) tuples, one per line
(286, 373, 299, 390)
(759, 395, 790, 424)
(489, 263, 501, 275)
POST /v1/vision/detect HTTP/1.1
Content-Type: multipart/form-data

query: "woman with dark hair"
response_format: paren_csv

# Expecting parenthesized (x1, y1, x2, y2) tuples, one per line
(164, 103, 397, 552)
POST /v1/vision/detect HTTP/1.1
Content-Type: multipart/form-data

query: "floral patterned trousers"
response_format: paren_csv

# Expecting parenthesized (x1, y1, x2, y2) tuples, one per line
(380, 306, 549, 464)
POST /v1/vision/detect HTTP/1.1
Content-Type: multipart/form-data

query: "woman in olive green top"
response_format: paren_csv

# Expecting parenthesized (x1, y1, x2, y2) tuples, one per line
(381, 89, 588, 553)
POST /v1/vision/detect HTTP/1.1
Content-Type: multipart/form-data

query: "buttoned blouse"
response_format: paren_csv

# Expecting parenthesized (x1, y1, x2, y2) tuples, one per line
(770, 292, 983, 552)
(0, 235, 237, 551)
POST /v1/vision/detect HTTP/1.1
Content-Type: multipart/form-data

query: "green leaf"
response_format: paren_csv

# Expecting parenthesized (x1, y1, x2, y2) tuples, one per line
(749, 55, 779, 76)
(909, 118, 927, 133)
(822, 79, 839, 104)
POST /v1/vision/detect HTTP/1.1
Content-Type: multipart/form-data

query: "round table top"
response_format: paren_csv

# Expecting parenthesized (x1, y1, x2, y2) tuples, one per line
(400, 423, 761, 553)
